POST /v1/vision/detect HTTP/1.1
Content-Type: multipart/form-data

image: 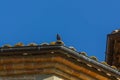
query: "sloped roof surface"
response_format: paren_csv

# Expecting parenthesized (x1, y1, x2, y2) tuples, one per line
(0, 35, 120, 79)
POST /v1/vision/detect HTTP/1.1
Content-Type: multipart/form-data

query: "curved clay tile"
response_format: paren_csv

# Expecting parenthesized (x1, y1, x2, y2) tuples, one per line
(14, 42, 24, 47)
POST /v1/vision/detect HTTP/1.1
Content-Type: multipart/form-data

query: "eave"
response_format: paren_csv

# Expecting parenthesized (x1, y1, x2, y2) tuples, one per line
(0, 45, 120, 80)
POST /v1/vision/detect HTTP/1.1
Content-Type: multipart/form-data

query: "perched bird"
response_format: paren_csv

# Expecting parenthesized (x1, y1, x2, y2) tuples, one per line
(56, 34, 61, 41)
(56, 34, 64, 45)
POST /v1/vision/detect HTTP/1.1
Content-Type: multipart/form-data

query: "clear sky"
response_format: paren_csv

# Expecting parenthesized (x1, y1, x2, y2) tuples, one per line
(0, 0, 120, 61)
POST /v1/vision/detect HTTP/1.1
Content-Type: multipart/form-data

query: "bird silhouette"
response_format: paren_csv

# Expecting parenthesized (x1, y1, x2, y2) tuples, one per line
(56, 34, 64, 45)
(56, 34, 61, 41)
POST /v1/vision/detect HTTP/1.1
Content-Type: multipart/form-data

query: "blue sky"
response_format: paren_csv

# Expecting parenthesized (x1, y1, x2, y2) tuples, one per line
(0, 0, 120, 61)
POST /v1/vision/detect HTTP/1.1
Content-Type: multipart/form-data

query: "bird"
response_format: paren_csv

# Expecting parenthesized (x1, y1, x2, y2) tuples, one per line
(56, 34, 64, 45)
(56, 34, 61, 41)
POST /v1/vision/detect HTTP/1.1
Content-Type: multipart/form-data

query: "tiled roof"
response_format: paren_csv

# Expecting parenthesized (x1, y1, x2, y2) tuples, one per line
(0, 34, 120, 79)
(111, 29, 120, 34)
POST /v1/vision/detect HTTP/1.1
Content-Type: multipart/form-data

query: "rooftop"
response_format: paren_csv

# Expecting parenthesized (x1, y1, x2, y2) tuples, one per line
(0, 34, 120, 79)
